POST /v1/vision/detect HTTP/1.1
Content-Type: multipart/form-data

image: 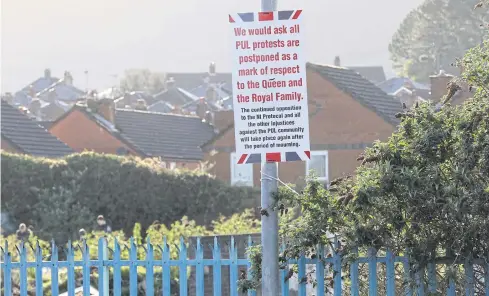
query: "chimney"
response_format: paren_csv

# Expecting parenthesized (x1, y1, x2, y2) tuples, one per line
(64, 71, 73, 85)
(44, 69, 51, 79)
(430, 70, 454, 102)
(209, 62, 216, 76)
(213, 110, 234, 132)
(28, 98, 42, 120)
(334, 56, 341, 67)
(196, 97, 208, 119)
(98, 98, 116, 123)
(165, 77, 176, 89)
(134, 98, 148, 111)
(28, 85, 36, 97)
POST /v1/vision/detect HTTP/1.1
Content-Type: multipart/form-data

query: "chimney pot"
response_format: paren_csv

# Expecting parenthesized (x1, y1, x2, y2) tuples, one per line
(165, 77, 175, 89)
(97, 98, 116, 123)
(209, 62, 216, 76)
(64, 71, 73, 85)
(334, 56, 341, 67)
(44, 69, 51, 79)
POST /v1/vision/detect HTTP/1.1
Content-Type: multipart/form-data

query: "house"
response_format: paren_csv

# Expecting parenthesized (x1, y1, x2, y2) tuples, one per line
(48, 98, 217, 169)
(113, 91, 157, 109)
(151, 78, 199, 108)
(349, 66, 386, 85)
(1, 100, 73, 157)
(166, 62, 232, 92)
(392, 87, 427, 109)
(377, 77, 431, 99)
(332, 56, 387, 85)
(429, 70, 472, 105)
(13, 69, 85, 106)
(35, 71, 85, 102)
(202, 62, 402, 187)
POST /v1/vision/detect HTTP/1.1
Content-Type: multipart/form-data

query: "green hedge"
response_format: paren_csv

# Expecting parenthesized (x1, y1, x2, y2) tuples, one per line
(1, 151, 257, 242)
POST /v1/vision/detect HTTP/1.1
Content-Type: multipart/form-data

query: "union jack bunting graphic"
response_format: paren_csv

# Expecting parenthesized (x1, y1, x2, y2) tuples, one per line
(229, 10, 302, 23)
(237, 151, 310, 164)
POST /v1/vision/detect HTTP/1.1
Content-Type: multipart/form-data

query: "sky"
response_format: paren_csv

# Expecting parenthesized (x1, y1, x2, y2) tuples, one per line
(1, 0, 424, 93)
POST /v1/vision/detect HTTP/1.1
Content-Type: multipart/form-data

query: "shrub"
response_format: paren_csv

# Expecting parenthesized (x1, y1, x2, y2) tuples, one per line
(1, 152, 257, 242)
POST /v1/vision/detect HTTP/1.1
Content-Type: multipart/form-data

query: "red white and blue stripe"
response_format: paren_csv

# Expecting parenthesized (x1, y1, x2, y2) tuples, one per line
(229, 10, 302, 23)
(237, 151, 310, 164)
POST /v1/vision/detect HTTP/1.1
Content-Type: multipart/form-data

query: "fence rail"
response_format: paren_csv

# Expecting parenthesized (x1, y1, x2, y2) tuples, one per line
(1, 236, 489, 296)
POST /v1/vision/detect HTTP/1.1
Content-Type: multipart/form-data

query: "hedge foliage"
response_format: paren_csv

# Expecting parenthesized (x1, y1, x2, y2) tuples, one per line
(1, 152, 257, 243)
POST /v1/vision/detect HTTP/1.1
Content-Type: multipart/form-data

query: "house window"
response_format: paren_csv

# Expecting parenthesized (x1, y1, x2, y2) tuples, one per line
(305, 151, 329, 183)
(169, 162, 176, 170)
(230, 152, 253, 187)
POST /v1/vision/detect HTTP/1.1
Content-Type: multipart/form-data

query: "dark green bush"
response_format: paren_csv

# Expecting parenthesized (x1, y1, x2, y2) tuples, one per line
(1, 152, 257, 242)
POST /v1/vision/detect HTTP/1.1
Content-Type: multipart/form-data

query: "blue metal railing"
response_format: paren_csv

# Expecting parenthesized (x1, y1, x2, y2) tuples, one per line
(1, 236, 489, 296)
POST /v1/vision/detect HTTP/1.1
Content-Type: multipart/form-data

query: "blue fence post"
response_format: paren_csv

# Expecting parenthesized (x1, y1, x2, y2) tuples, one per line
(427, 262, 437, 294)
(146, 238, 155, 296)
(350, 247, 359, 296)
(98, 238, 109, 296)
(113, 239, 122, 296)
(415, 267, 425, 296)
(402, 253, 412, 296)
(385, 249, 395, 296)
(447, 265, 456, 296)
(129, 237, 138, 296)
(51, 241, 59, 296)
(3, 241, 12, 296)
(178, 237, 188, 296)
(35, 242, 43, 296)
(298, 253, 306, 296)
(485, 257, 489, 296)
(279, 243, 289, 296)
(229, 236, 238, 296)
(464, 258, 474, 296)
(67, 241, 76, 296)
(315, 244, 325, 296)
(19, 242, 28, 296)
(82, 240, 91, 296)
(368, 247, 377, 296)
(162, 237, 171, 296)
(333, 238, 342, 296)
(247, 236, 257, 296)
(195, 237, 205, 296)
(212, 237, 222, 296)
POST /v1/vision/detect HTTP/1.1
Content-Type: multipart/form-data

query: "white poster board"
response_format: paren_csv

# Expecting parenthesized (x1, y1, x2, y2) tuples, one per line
(229, 10, 310, 164)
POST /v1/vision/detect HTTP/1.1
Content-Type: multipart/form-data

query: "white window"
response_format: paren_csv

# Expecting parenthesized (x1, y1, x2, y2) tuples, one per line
(305, 151, 329, 183)
(230, 152, 254, 187)
(169, 162, 176, 170)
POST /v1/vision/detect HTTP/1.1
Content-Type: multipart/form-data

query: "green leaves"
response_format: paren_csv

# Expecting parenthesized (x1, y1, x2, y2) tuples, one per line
(264, 40, 489, 290)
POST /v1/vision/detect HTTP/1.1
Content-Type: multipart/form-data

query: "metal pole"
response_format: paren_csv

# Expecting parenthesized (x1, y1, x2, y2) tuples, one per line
(260, 1, 279, 295)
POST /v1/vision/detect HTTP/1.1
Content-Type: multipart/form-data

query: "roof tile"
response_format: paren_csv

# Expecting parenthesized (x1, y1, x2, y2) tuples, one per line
(114, 109, 216, 160)
(1, 100, 73, 157)
(308, 63, 402, 125)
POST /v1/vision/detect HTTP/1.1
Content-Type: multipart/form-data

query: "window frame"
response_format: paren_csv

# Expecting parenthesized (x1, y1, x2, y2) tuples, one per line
(230, 152, 254, 187)
(305, 150, 329, 183)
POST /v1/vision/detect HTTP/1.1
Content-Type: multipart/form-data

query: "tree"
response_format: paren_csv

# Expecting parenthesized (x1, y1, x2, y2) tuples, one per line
(389, 0, 488, 83)
(242, 40, 489, 294)
(119, 69, 166, 94)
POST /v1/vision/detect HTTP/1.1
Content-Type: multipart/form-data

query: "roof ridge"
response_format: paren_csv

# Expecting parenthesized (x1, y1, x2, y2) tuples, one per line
(115, 108, 201, 119)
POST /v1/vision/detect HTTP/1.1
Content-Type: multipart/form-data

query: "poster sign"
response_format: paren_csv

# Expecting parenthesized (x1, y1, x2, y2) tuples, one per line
(229, 10, 310, 164)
